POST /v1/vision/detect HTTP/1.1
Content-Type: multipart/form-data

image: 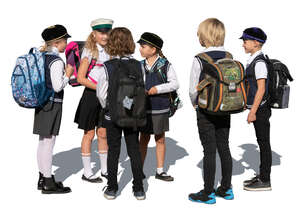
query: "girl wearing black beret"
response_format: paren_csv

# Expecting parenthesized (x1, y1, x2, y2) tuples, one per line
(138, 32, 179, 182)
(35, 24, 73, 194)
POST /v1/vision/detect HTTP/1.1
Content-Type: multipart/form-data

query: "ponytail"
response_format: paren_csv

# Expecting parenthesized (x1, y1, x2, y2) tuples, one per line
(158, 49, 167, 59)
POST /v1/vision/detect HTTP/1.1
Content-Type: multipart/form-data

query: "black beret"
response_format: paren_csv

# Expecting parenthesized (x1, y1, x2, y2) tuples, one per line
(239, 27, 267, 43)
(137, 32, 163, 49)
(42, 24, 71, 42)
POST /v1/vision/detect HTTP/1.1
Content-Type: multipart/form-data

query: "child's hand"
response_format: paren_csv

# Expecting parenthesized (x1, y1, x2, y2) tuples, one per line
(65, 64, 74, 78)
(148, 87, 158, 95)
(247, 111, 256, 124)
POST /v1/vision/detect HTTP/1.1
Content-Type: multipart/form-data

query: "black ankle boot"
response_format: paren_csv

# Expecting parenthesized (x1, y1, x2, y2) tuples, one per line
(37, 172, 44, 190)
(42, 177, 71, 194)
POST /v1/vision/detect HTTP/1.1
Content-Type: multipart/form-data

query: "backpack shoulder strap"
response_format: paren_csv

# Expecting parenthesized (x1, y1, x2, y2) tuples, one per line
(224, 51, 233, 59)
(196, 52, 214, 64)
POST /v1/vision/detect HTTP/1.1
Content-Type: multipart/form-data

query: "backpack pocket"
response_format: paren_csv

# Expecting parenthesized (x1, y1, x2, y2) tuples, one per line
(197, 79, 212, 109)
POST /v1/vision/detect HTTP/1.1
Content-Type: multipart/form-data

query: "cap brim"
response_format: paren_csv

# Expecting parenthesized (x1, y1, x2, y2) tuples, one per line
(95, 28, 111, 33)
(63, 33, 71, 39)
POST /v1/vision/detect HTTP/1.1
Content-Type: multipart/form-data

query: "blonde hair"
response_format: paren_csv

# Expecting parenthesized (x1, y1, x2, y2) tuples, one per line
(84, 32, 99, 59)
(40, 39, 61, 52)
(197, 18, 225, 47)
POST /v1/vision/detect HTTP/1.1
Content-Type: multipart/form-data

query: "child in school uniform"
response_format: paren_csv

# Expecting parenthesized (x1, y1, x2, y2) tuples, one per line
(95, 27, 146, 200)
(34, 24, 73, 194)
(188, 18, 234, 204)
(74, 18, 113, 183)
(240, 27, 272, 191)
(137, 32, 179, 181)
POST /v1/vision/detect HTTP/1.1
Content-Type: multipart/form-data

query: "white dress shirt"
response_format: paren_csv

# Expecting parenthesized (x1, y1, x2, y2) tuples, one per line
(189, 46, 226, 106)
(81, 43, 110, 83)
(246, 50, 268, 80)
(48, 47, 69, 93)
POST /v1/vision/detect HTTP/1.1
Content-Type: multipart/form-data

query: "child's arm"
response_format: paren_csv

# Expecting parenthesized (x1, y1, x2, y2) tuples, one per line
(148, 64, 179, 95)
(247, 79, 265, 123)
(96, 67, 108, 108)
(50, 60, 73, 92)
(247, 61, 268, 123)
(189, 58, 202, 107)
(77, 58, 97, 90)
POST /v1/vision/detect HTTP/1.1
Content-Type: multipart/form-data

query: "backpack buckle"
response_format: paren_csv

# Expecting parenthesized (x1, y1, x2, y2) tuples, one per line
(228, 82, 236, 92)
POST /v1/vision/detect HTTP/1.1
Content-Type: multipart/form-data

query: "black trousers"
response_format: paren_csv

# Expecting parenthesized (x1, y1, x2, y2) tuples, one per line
(196, 109, 232, 193)
(253, 106, 272, 182)
(105, 119, 145, 192)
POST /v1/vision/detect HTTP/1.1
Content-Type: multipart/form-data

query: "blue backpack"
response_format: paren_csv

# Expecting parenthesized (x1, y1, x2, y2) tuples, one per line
(11, 48, 54, 108)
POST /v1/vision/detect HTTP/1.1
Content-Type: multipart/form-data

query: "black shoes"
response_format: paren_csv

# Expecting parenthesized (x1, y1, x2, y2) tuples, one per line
(188, 190, 216, 204)
(37, 172, 44, 190)
(42, 176, 71, 194)
(82, 174, 103, 183)
(103, 187, 117, 200)
(215, 186, 234, 200)
(133, 190, 146, 200)
(155, 172, 174, 181)
(243, 174, 260, 186)
(244, 178, 272, 191)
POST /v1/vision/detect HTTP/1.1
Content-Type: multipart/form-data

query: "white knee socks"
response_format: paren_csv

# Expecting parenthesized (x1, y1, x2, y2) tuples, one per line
(37, 135, 56, 178)
(99, 151, 108, 175)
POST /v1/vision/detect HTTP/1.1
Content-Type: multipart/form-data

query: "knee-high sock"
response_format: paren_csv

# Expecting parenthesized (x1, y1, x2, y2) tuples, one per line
(81, 154, 98, 179)
(37, 135, 56, 178)
(99, 151, 108, 175)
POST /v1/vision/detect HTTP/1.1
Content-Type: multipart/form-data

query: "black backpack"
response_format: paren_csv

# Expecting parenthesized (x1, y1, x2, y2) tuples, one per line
(265, 55, 293, 109)
(106, 58, 147, 129)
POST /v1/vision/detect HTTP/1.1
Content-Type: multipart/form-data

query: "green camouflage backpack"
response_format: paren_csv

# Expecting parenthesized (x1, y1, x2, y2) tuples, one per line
(196, 52, 247, 115)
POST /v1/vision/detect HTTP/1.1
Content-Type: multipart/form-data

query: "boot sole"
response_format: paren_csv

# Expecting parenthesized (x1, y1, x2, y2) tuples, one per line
(42, 189, 72, 194)
(243, 187, 272, 191)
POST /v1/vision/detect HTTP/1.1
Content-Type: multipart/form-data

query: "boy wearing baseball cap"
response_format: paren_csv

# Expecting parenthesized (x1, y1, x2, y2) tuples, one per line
(240, 27, 272, 191)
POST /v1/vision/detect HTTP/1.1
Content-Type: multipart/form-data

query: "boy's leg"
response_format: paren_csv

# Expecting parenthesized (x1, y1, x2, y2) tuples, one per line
(215, 115, 232, 189)
(253, 107, 272, 182)
(124, 128, 145, 192)
(139, 133, 151, 166)
(106, 121, 122, 191)
(197, 109, 217, 194)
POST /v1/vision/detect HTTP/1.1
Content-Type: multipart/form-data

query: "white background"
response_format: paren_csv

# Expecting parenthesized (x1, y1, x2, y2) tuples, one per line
(1, 0, 299, 211)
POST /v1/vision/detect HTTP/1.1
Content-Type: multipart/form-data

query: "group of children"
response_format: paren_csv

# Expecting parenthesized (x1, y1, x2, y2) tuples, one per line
(32, 17, 274, 203)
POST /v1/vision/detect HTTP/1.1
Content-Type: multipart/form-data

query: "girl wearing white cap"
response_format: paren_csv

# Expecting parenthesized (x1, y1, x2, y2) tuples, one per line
(74, 18, 113, 183)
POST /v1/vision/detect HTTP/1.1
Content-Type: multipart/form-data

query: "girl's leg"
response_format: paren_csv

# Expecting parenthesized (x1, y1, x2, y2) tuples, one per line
(81, 129, 97, 178)
(97, 127, 108, 176)
(139, 133, 151, 166)
(155, 133, 165, 172)
(38, 135, 56, 178)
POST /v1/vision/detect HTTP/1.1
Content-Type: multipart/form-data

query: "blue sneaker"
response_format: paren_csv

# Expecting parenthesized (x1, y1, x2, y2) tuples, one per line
(215, 186, 234, 200)
(188, 190, 216, 204)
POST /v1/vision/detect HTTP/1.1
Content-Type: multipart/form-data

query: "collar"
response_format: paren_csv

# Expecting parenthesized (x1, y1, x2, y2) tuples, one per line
(203, 46, 226, 53)
(111, 55, 133, 59)
(145, 54, 160, 69)
(96, 43, 105, 52)
(49, 47, 60, 55)
(247, 50, 263, 65)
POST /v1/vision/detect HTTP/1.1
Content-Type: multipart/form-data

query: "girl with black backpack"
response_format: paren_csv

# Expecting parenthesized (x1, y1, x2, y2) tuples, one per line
(95, 27, 146, 200)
